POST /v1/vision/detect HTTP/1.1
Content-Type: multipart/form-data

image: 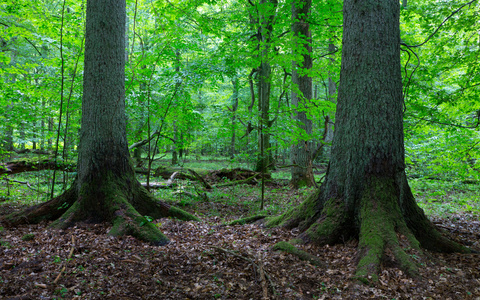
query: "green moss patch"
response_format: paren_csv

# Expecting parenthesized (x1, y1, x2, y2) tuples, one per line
(272, 241, 325, 267)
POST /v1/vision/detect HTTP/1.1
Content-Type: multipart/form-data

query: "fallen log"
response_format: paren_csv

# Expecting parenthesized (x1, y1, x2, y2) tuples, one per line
(187, 168, 212, 190)
(141, 172, 179, 189)
(0, 159, 157, 177)
(140, 182, 173, 189)
(213, 175, 259, 188)
(0, 159, 76, 175)
(14, 149, 53, 155)
(154, 166, 197, 180)
(207, 168, 271, 182)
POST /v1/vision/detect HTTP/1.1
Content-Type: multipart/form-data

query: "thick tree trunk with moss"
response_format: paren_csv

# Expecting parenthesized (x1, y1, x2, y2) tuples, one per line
(290, 0, 315, 188)
(267, 0, 471, 283)
(1, 0, 198, 245)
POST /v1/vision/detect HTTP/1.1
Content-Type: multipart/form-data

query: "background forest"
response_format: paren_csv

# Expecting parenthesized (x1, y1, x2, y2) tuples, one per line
(1, 0, 480, 299)
(0, 0, 479, 191)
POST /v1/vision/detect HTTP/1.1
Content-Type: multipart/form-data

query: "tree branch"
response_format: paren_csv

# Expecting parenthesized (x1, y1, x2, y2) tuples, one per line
(403, 0, 478, 48)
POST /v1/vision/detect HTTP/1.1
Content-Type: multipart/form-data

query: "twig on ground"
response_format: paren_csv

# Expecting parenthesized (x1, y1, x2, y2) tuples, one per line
(53, 236, 75, 284)
(210, 245, 276, 296)
(258, 252, 269, 299)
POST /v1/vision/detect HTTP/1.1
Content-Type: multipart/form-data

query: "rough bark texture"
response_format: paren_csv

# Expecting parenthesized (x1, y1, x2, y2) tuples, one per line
(1, 0, 198, 245)
(267, 0, 471, 282)
(289, 0, 315, 188)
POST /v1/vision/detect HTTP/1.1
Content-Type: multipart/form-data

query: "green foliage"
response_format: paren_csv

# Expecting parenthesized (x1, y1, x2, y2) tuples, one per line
(410, 179, 480, 217)
(0, 0, 478, 218)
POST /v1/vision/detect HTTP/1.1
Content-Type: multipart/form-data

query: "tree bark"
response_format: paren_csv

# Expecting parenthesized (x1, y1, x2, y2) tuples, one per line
(289, 0, 315, 188)
(230, 76, 239, 159)
(267, 0, 471, 283)
(254, 0, 277, 173)
(321, 42, 337, 160)
(2, 0, 197, 245)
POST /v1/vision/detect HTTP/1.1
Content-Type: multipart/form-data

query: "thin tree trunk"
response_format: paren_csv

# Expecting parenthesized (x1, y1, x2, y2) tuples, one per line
(172, 121, 178, 165)
(254, 0, 277, 172)
(290, 0, 315, 188)
(321, 42, 337, 160)
(230, 76, 239, 159)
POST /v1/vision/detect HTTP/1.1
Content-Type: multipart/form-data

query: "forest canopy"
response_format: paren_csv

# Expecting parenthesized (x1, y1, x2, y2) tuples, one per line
(0, 0, 478, 184)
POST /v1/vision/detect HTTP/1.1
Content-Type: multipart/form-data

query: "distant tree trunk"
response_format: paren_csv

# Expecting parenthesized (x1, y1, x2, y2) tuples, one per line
(321, 42, 337, 160)
(256, 62, 272, 172)
(40, 98, 46, 150)
(179, 132, 184, 158)
(171, 51, 181, 165)
(19, 125, 25, 150)
(267, 0, 470, 283)
(290, 0, 315, 188)
(3, 49, 16, 152)
(4, 115, 14, 152)
(133, 66, 147, 163)
(172, 121, 178, 165)
(230, 76, 239, 159)
(254, 0, 277, 172)
(32, 121, 37, 150)
(3, 0, 197, 245)
(47, 117, 53, 149)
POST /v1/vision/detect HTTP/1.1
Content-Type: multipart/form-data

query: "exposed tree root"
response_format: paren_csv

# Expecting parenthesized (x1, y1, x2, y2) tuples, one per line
(1, 176, 199, 245)
(272, 241, 325, 267)
(227, 214, 267, 226)
(1, 184, 77, 226)
(265, 188, 322, 231)
(354, 177, 421, 283)
(267, 175, 472, 283)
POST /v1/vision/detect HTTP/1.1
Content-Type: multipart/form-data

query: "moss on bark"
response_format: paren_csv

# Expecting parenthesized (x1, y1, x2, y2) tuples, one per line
(265, 187, 322, 230)
(354, 177, 420, 283)
(227, 214, 266, 226)
(269, 175, 472, 284)
(109, 206, 169, 246)
(272, 241, 324, 267)
(300, 197, 348, 245)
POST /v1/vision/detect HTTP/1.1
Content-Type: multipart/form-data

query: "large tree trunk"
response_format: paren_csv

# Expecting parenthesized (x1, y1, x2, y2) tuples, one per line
(289, 0, 315, 188)
(267, 0, 470, 283)
(2, 0, 197, 246)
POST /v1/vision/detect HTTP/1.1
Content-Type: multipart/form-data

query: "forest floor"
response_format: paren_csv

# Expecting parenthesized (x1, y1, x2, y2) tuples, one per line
(1, 162, 480, 299)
